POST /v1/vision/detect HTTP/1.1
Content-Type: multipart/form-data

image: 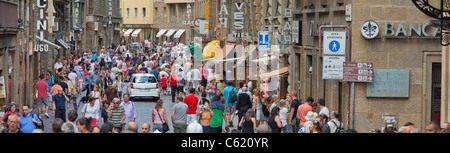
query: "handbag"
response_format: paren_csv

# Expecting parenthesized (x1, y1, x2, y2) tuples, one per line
(156, 109, 169, 133)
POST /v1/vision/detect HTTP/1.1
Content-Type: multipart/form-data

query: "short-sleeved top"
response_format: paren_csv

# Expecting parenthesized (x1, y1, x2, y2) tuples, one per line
(210, 108, 225, 128)
(35, 81, 48, 98)
(108, 105, 125, 127)
(297, 103, 312, 126)
(104, 88, 118, 102)
(19, 113, 41, 133)
(184, 95, 199, 114)
(50, 84, 61, 95)
(161, 77, 167, 87)
(172, 102, 188, 124)
(223, 86, 237, 105)
(152, 108, 166, 125)
(290, 99, 301, 120)
(52, 94, 67, 108)
(200, 112, 212, 126)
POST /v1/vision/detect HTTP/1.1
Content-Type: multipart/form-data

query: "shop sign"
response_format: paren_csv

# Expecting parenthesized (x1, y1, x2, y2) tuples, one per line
(204, 0, 210, 31)
(361, 20, 440, 39)
(35, 0, 55, 52)
(108, 0, 113, 24)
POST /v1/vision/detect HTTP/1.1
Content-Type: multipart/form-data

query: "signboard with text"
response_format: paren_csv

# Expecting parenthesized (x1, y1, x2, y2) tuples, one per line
(343, 62, 374, 82)
(322, 56, 346, 80)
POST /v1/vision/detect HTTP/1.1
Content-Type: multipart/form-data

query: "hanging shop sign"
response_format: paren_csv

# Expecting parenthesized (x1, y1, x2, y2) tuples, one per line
(360, 20, 440, 39)
(108, 0, 113, 25)
(204, 0, 210, 32)
(74, 0, 80, 28)
(35, 0, 55, 52)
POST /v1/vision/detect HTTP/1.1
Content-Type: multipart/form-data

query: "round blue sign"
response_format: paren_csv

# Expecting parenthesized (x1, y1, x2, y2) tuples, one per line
(329, 40, 340, 52)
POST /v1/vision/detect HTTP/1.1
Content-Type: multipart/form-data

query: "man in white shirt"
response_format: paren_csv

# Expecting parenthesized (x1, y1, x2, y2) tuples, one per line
(317, 98, 330, 117)
(68, 70, 78, 84)
(191, 66, 200, 91)
(54, 59, 63, 71)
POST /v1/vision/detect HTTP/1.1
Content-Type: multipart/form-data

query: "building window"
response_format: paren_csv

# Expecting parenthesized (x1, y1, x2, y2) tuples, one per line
(155, 7, 158, 16)
(170, 4, 176, 18)
(143, 8, 146, 17)
(134, 8, 137, 17)
(179, 4, 186, 17)
(127, 8, 130, 17)
(163, 7, 167, 17)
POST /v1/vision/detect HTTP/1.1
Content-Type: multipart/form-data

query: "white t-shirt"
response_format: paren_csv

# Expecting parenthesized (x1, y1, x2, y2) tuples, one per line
(54, 62, 63, 70)
(68, 72, 78, 84)
(191, 69, 200, 81)
(280, 107, 289, 127)
(319, 106, 330, 118)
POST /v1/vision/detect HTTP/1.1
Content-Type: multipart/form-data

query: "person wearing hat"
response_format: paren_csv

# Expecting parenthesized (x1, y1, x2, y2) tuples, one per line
(299, 111, 317, 133)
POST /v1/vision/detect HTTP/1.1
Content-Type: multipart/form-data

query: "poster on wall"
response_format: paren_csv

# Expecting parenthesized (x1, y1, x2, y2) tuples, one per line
(0, 77, 5, 98)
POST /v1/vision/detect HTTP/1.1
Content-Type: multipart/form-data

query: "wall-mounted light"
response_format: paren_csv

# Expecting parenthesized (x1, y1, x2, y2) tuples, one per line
(18, 18, 24, 32)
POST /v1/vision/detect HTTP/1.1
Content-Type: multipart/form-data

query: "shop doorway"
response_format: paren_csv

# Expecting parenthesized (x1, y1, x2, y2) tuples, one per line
(431, 63, 441, 122)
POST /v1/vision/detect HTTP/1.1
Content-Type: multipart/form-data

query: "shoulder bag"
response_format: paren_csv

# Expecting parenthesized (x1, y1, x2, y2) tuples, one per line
(156, 109, 169, 133)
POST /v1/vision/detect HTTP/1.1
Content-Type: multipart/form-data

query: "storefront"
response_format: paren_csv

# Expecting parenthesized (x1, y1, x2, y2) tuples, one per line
(122, 24, 154, 43)
(348, 2, 441, 132)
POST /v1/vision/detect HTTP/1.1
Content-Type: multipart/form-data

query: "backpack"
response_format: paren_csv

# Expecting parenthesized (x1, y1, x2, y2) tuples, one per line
(228, 88, 237, 104)
(31, 113, 44, 131)
(330, 120, 343, 133)
(260, 101, 270, 117)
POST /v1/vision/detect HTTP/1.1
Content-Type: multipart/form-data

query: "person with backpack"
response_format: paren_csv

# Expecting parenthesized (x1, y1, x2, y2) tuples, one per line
(223, 81, 237, 127)
(328, 110, 344, 133)
(19, 104, 43, 133)
(1, 103, 21, 127)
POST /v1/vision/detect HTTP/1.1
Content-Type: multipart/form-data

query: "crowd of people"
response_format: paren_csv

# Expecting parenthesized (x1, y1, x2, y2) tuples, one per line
(0, 40, 448, 133)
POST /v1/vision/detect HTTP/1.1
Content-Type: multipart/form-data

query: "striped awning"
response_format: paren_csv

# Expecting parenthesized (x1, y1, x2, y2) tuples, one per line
(132, 29, 142, 37)
(123, 29, 134, 37)
(174, 29, 186, 38)
(156, 29, 167, 37)
(165, 29, 176, 37)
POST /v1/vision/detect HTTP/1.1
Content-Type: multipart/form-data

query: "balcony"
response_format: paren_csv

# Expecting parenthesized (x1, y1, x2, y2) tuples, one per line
(0, 1, 18, 29)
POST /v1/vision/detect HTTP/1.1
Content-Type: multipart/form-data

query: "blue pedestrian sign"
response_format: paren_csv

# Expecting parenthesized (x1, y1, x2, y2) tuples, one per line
(258, 31, 269, 50)
(329, 40, 340, 52)
(323, 31, 346, 56)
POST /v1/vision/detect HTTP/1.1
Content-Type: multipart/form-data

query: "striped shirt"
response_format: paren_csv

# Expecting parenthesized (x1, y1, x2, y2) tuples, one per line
(108, 105, 125, 127)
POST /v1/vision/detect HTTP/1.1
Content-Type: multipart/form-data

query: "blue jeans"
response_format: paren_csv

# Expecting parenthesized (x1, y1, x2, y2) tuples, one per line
(153, 124, 164, 133)
(202, 125, 211, 133)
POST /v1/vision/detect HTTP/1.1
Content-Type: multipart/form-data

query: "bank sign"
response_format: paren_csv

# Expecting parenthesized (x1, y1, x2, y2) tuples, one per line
(360, 20, 440, 39)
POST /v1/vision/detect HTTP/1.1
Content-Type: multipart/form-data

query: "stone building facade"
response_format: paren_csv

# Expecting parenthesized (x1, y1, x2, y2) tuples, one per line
(81, 0, 122, 52)
(290, 0, 442, 132)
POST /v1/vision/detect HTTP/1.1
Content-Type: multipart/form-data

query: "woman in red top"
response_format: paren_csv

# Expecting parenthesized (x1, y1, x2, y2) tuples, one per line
(160, 76, 168, 96)
(1, 103, 21, 127)
(169, 74, 177, 103)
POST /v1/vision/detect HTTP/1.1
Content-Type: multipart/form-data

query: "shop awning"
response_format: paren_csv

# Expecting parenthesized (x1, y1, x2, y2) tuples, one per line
(174, 29, 186, 38)
(34, 35, 61, 50)
(131, 29, 142, 37)
(57, 39, 70, 49)
(259, 67, 289, 78)
(123, 29, 134, 37)
(165, 29, 176, 37)
(156, 29, 167, 37)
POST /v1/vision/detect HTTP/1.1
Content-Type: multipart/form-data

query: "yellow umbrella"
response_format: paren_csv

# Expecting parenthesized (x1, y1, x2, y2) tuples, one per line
(202, 40, 221, 59)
